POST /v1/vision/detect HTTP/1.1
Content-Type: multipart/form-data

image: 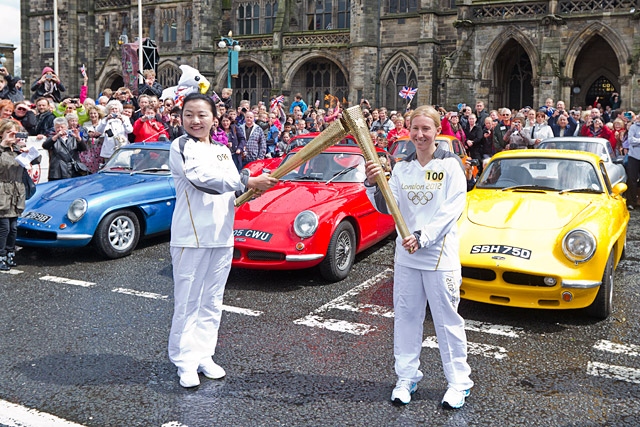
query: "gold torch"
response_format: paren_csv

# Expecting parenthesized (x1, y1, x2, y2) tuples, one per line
(234, 119, 348, 207)
(340, 106, 414, 252)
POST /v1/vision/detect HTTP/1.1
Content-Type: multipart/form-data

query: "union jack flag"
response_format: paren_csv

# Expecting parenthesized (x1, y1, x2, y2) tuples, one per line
(399, 86, 417, 100)
(270, 95, 285, 110)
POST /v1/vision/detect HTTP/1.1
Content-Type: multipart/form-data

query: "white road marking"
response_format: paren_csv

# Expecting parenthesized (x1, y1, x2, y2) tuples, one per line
(330, 302, 395, 318)
(39, 275, 95, 288)
(293, 314, 376, 335)
(422, 336, 509, 360)
(587, 361, 640, 384)
(0, 398, 87, 427)
(593, 339, 640, 357)
(221, 304, 263, 317)
(161, 422, 188, 427)
(293, 269, 393, 335)
(465, 319, 522, 338)
(0, 268, 23, 275)
(112, 287, 169, 300)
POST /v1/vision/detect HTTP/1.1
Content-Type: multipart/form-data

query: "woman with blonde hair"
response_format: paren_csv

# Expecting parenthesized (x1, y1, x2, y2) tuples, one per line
(364, 105, 473, 409)
(80, 105, 105, 172)
(0, 119, 28, 270)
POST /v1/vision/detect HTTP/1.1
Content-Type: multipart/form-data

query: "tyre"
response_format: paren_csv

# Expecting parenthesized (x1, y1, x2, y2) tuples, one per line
(319, 221, 356, 282)
(94, 210, 140, 259)
(586, 251, 614, 319)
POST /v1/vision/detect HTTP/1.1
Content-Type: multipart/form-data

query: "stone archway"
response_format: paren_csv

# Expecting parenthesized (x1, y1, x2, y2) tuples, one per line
(285, 53, 349, 107)
(478, 27, 538, 109)
(569, 35, 621, 109)
(380, 52, 419, 111)
(232, 61, 273, 107)
(493, 40, 534, 110)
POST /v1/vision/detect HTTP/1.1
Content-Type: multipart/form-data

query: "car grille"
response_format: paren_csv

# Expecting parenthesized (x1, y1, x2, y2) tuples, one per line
(463, 267, 552, 287)
(17, 228, 57, 241)
(462, 267, 496, 281)
(247, 250, 286, 261)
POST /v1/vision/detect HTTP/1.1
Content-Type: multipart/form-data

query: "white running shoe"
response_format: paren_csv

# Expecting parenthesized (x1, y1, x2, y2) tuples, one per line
(178, 370, 200, 388)
(441, 387, 471, 409)
(198, 359, 226, 379)
(391, 379, 417, 405)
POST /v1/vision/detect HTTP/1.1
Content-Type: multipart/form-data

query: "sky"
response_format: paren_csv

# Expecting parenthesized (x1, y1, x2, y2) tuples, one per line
(0, 0, 21, 74)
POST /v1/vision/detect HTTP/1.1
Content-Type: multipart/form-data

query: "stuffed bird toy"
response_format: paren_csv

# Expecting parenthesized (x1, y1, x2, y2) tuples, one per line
(160, 65, 211, 107)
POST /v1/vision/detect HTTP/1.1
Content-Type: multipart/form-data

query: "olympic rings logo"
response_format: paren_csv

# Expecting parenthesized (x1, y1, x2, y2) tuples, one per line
(407, 191, 433, 205)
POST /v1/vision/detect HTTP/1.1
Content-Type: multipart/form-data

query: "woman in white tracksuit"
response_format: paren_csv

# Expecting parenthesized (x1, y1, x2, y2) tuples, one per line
(168, 93, 277, 388)
(365, 105, 473, 408)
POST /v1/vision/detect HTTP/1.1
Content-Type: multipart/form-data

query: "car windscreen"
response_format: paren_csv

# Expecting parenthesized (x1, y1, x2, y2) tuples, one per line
(538, 141, 610, 162)
(476, 157, 603, 193)
(280, 152, 366, 182)
(102, 148, 171, 174)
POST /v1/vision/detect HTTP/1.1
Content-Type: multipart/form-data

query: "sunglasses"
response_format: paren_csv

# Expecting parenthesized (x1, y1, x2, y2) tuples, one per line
(16, 107, 29, 112)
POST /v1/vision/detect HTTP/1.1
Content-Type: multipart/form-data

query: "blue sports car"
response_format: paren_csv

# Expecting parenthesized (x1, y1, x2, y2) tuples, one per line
(17, 143, 175, 258)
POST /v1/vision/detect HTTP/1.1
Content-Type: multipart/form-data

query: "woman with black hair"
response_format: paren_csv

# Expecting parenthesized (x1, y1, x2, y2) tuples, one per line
(168, 93, 277, 388)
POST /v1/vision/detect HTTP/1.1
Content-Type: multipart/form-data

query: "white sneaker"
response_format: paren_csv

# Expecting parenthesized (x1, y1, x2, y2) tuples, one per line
(198, 359, 226, 379)
(390, 379, 417, 405)
(178, 370, 200, 388)
(441, 387, 470, 409)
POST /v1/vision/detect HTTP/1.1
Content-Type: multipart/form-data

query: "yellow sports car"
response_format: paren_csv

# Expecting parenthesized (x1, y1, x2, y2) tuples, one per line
(458, 149, 629, 319)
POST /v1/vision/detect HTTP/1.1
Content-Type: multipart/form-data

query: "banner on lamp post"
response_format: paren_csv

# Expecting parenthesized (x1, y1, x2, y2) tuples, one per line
(122, 43, 140, 95)
(230, 50, 239, 78)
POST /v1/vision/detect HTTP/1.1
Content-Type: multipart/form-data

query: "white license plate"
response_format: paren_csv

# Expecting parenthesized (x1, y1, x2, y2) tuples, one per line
(22, 212, 52, 223)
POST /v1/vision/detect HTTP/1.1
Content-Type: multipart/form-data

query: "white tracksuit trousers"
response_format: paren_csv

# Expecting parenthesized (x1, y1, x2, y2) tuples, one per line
(393, 264, 473, 391)
(168, 246, 232, 373)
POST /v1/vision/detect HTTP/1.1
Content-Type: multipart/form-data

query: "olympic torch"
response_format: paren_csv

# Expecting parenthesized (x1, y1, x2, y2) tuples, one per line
(234, 119, 348, 207)
(340, 106, 413, 252)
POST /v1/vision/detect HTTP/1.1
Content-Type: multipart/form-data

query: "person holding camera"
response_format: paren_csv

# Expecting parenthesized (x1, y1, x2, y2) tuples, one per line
(30, 67, 66, 103)
(132, 105, 169, 142)
(137, 69, 164, 98)
(54, 97, 88, 124)
(95, 100, 133, 164)
(0, 119, 31, 270)
(502, 114, 528, 150)
(42, 117, 87, 180)
(0, 67, 23, 103)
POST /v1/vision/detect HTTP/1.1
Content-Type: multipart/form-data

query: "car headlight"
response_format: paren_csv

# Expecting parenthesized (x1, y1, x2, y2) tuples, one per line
(294, 210, 318, 238)
(67, 199, 88, 223)
(562, 229, 596, 263)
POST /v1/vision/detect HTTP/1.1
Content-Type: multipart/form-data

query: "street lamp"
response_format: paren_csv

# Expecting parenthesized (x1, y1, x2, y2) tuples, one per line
(218, 31, 241, 89)
(0, 54, 6, 66)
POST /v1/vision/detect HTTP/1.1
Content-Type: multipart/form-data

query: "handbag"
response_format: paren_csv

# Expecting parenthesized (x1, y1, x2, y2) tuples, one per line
(22, 169, 37, 200)
(71, 159, 90, 176)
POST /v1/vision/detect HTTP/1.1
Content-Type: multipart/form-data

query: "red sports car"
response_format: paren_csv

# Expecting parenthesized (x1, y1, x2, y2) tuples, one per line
(233, 145, 395, 281)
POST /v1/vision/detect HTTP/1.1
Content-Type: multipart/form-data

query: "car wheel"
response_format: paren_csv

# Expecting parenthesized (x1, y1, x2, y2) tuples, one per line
(94, 210, 140, 259)
(319, 221, 356, 282)
(586, 251, 614, 319)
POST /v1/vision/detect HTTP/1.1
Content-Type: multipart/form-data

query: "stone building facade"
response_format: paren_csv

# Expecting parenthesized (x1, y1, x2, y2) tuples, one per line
(20, 0, 640, 111)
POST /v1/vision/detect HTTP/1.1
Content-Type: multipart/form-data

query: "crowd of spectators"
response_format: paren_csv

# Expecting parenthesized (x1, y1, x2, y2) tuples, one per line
(0, 64, 639, 206)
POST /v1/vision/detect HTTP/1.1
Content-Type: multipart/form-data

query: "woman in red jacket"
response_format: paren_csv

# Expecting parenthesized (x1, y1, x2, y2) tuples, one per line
(580, 117, 617, 152)
(132, 105, 169, 142)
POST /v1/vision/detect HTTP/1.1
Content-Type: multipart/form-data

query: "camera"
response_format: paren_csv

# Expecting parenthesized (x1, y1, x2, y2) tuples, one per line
(15, 132, 28, 140)
(110, 113, 118, 119)
(45, 73, 53, 79)
(469, 158, 480, 167)
(624, 112, 633, 120)
(241, 107, 247, 113)
(105, 129, 114, 137)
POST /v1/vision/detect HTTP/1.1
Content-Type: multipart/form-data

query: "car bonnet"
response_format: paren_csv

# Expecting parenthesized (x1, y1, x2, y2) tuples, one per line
(465, 192, 593, 230)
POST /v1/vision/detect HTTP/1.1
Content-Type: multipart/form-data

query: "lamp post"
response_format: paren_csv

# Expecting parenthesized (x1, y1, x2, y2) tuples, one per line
(218, 31, 241, 89)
